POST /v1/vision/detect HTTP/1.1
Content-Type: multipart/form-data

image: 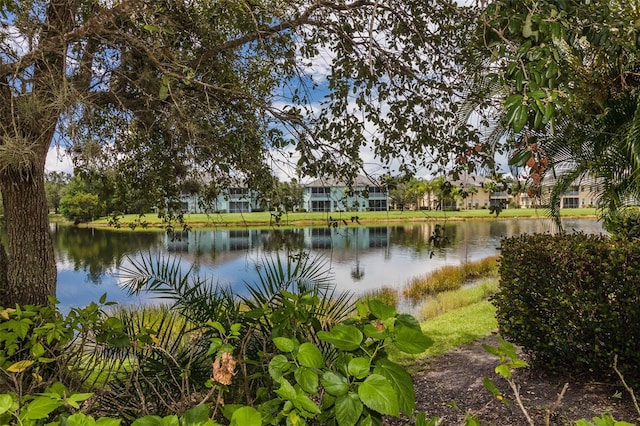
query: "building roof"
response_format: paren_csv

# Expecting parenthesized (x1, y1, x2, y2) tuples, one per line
(304, 175, 380, 188)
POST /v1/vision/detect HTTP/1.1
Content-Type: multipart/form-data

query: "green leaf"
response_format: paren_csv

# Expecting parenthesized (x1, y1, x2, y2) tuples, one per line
(95, 417, 122, 426)
(512, 104, 529, 133)
(317, 325, 363, 351)
(66, 392, 93, 409)
(65, 413, 97, 426)
(367, 300, 396, 320)
(374, 359, 415, 415)
(0, 394, 13, 414)
(394, 326, 433, 354)
(357, 374, 399, 417)
(482, 377, 502, 397)
(294, 367, 319, 394)
(495, 364, 512, 379)
(207, 321, 225, 335)
(508, 149, 532, 167)
(14, 319, 31, 339)
(335, 393, 363, 426)
(293, 388, 321, 414)
(273, 337, 295, 353)
(296, 342, 323, 368)
(230, 407, 261, 426)
(348, 357, 370, 380)
(181, 405, 210, 424)
(132, 416, 164, 426)
(321, 371, 349, 396)
(31, 342, 45, 358)
(268, 354, 290, 381)
(363, 324, 388, 339)
(275, 378, 297, 401)
(24, 396, 61, 420)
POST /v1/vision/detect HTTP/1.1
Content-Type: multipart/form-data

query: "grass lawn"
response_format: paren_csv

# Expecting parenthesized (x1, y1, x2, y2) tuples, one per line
(391, 301, 498, 370)
(87, 208, 597, 229)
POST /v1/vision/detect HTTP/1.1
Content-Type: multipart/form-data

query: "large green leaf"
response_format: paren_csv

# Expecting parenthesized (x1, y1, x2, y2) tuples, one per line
(393, 325, 433, 354)
(347, 357, 370, 380)
(296, 342, 323, 368)
(321, 371, 349, 396)
(273, 337, 295, 353)
(357, 374, 399, 417)
(230, 407, 262, 426)
(24, 396, 61, 420)
(131, 416, 164, 426)
(374, 359, 415, 415)
(317, 325, 363, 351)
(95, 417, 122, 426)
(0, 394, 13, 414)
(335, 392, 363, 426)
(294, 367, 319, 394)
(367, 300, 396, 320)
(275, 378, 298, 400)
(268, 354, 291, 381)
(293, 388, 321, 414)
(62, 413, 94, 426)
(181, 405, 211, 425)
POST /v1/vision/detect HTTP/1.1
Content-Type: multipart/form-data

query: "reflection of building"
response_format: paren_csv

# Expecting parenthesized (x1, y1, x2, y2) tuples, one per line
(302, 175, 388, 212)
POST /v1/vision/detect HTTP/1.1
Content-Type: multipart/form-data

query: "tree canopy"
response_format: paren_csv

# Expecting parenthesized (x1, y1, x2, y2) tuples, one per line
(477, 0, 640, 222)
(0, 0, 482, 305)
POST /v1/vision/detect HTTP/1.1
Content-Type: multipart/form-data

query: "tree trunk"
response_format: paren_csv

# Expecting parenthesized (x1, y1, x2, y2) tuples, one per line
(0, 169, 57, 307)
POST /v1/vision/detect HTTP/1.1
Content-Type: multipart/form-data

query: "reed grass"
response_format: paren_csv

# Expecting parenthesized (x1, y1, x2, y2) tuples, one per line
(403, 255, 499, 303)
(420, 279, 498, 320)
(358, 286, 399, 307)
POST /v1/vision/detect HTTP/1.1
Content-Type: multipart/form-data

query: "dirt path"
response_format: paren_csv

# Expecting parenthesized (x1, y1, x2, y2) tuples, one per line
(386, 334, 639, 425)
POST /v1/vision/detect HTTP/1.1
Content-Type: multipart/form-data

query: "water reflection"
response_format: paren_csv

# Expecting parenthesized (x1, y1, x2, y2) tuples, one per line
(48, 218, 604, 310)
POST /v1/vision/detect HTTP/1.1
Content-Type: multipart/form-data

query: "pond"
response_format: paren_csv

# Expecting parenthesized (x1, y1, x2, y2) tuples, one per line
(52, 217, 605, 310)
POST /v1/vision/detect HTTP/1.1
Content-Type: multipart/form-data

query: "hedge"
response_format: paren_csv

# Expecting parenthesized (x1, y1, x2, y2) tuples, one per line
(495, 233, 640, 380)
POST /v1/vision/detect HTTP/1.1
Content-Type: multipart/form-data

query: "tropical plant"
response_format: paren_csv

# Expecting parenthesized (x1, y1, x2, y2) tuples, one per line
(100, 253, 433, 424)
(473, 0, 640, 228)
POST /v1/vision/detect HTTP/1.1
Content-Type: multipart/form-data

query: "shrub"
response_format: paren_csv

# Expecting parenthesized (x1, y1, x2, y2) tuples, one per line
(603, 207, 640, 241)
(60, 191, 105, 223)
(495, 233, 640, 380)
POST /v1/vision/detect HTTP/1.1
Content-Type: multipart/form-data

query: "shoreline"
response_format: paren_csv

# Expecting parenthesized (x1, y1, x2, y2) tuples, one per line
(51, 208, 600, 232)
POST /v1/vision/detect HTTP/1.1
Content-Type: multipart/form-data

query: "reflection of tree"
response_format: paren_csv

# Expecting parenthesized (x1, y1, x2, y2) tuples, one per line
(348, 228, 365, 281)
(387, 224, 456, 255)
(259, 229, 306, 253)
(52, 226, 162, 284)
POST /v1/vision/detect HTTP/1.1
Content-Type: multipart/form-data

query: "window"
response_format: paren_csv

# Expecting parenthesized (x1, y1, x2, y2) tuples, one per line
(368, 199, 387, 211)
(229, 201, 250, 213)
(563, 197, 579, 208)
(311, 200, 331, 212)
(311, 187, 330, 194)
(368, 186, 384, 195)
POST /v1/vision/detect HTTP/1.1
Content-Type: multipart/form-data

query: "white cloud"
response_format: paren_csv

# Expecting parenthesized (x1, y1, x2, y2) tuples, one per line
(45, 146, 74, 175)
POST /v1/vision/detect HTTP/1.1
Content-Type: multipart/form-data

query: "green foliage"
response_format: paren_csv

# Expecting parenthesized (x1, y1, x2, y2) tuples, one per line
(44, 172, 71, 214)
(576, 414, 636, 426)
(495, 233, 640, 380)
(603, 207, 640, 241)
(108, 254, 434, 424)
(477, 0, 640, 224)
(60, 191, 105, 223)
(0, 297, 128, 395)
